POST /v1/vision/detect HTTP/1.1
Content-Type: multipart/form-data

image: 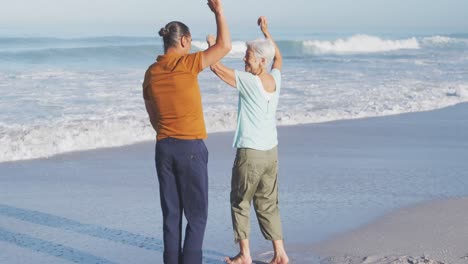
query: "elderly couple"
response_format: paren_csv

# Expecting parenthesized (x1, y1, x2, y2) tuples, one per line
(142, 0, 289, 263)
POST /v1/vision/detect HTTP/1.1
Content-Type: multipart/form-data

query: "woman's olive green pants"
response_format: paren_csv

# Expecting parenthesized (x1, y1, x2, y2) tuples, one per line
(230, 146, 283, 242)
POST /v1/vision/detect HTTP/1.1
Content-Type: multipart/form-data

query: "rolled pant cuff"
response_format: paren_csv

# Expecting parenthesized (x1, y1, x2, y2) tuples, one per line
(233, 234, 249, 243)
(264, 235, 283, 241)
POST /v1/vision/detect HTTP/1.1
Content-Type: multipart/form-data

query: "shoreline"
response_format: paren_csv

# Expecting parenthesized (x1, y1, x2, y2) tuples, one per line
(1, 101, 467, 165)
(1, 103, 467, 263)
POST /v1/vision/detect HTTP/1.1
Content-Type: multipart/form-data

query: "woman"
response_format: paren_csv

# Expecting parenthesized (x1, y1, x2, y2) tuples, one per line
(142, 0, 231, 263)
(207, 17, 289, 264)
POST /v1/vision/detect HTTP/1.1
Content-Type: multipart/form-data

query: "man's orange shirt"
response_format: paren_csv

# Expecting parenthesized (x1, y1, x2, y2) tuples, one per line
(143, 52, 207, 141)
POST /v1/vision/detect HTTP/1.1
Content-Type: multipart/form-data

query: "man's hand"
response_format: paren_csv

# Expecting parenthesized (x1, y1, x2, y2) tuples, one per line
(207, 0, 223, 15)
(206, 34, 216, 48)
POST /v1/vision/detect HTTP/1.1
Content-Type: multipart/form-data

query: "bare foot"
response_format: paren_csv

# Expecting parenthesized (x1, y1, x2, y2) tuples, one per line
(225, 253, 252, 264)
(269, 253, 289, 264)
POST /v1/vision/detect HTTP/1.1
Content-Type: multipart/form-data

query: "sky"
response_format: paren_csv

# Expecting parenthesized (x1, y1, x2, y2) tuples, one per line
(1, 0, 467, 37)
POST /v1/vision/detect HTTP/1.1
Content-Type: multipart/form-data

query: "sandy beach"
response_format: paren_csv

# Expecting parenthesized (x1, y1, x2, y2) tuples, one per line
(312, 197, 468, 264)
(1, 103, 468, 263)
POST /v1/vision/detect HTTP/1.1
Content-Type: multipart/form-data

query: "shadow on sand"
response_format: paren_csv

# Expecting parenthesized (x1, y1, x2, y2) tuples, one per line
(0, 204, 226, 263)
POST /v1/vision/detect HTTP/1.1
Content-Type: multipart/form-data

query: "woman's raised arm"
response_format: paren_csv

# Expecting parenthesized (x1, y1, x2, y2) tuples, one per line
(258, 16, 282, 71)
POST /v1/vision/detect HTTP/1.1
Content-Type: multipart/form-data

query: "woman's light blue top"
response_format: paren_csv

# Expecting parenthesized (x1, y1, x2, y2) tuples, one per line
(233, 69, 281, 150)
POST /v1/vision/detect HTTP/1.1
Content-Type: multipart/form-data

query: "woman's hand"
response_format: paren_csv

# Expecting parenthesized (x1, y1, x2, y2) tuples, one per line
(258, 16, 270, 37)
(206, 34, 216, 48)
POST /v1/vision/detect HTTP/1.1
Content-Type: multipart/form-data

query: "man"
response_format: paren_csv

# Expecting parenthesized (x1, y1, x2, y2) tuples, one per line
(142, 0, 231, 263)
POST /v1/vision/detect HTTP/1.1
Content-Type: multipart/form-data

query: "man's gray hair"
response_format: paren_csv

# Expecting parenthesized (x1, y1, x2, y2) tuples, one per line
(246, 39, 275, 66)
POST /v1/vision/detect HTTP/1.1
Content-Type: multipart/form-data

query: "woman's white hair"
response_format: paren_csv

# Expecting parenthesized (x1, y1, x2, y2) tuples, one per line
(246, 38, 275, 66)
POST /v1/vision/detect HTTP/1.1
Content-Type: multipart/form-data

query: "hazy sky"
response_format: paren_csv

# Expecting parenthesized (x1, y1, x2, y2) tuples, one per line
(1, 0, 467, 37)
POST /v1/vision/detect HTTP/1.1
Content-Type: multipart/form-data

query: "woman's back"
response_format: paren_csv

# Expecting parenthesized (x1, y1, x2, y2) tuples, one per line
(259, 73, 277, 93)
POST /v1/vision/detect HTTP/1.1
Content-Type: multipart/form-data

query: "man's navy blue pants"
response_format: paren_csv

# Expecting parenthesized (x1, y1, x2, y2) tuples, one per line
(155, 138, 209, 264)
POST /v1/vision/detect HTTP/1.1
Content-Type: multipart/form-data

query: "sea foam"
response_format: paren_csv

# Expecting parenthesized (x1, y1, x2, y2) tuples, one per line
(303, 34, 420, 54)
(1, 34, 468, 162)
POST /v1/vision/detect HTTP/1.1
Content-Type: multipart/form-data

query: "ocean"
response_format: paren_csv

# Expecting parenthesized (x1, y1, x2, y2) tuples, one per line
(1, 33, 467, 162)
